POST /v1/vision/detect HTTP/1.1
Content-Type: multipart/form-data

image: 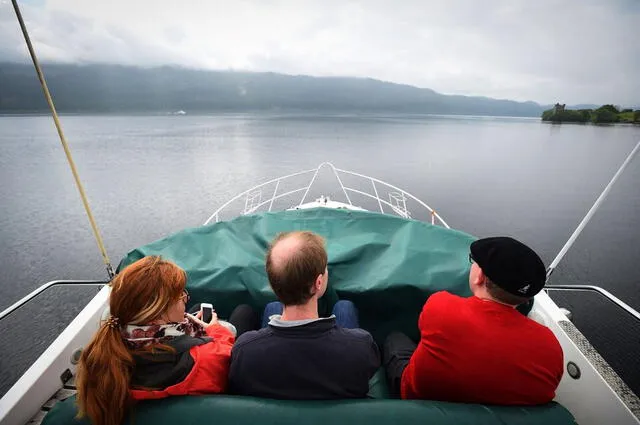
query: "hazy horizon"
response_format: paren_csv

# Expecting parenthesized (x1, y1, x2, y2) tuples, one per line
(1, 0, 638, 105)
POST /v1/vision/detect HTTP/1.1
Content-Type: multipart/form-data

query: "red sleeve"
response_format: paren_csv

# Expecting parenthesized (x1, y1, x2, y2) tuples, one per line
(418, 291, 449, 333)
(181, 324, 235, 395)
(205, 322, 235, 346)
(130, 325, 235, 400)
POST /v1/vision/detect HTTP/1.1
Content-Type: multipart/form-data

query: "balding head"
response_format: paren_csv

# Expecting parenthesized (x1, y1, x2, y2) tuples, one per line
(266, 231, 328, 306)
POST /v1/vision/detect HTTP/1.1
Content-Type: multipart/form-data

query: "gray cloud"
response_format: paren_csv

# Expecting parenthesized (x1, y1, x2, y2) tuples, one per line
(1, 0, 638, 105)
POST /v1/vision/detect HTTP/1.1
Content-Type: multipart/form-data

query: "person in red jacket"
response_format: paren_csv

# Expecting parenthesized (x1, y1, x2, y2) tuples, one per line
(383, 236, 563, 405)
(76, 256, 256, 425)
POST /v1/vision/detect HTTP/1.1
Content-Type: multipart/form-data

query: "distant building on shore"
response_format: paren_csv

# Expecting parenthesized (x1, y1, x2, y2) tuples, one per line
(553, 103, 566, 114)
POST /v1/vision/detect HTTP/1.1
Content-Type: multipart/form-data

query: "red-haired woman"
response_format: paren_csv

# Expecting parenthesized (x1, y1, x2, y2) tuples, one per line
(76, 256, 256, 425)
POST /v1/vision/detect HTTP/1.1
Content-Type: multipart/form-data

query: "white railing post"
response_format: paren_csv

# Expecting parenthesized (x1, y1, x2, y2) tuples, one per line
(327, 163, 353, 205)
(402, 191, 408, 215)
(243, 193, 250, 214)
(371, 179, 384, 213)
(299, 165, 322, 206)
(268, 179, 281, 212)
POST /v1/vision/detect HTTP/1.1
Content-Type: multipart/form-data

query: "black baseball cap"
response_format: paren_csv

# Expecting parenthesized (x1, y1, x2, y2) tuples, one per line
(470, 236, 546, 298)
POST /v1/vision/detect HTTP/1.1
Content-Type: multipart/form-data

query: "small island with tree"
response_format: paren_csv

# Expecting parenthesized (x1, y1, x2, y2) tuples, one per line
(542, 103, 640, 124)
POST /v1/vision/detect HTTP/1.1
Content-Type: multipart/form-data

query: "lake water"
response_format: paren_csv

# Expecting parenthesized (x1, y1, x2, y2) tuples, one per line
(0, 113, 639, 397)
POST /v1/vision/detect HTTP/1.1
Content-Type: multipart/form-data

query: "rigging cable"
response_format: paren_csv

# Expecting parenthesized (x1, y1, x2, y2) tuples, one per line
(11, 0, 115, 278)
(547, 139, 640, 281)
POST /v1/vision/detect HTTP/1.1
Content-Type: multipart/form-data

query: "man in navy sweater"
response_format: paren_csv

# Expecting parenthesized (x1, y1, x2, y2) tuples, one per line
(228, 231, 380, 399)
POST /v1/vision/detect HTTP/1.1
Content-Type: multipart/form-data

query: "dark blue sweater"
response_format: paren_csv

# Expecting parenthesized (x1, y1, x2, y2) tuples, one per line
(228, 318, 380, 399)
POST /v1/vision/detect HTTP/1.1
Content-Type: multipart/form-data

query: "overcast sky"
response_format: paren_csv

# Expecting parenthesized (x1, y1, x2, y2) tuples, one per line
(1, 0, 638, 105)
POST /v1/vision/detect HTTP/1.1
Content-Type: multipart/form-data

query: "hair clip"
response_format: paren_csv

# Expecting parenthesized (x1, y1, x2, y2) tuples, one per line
(105, 316, 121, 329)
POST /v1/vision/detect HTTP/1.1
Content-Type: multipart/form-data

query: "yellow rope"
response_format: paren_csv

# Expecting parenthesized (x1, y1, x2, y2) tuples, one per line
(12, 0, 114, 278)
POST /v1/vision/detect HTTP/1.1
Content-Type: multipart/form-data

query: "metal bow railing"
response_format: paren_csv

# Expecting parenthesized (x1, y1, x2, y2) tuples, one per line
(204, 162, 449, 227)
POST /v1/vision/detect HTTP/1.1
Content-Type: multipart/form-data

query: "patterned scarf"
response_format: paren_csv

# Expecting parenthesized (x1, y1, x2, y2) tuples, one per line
(121, 314, 207, 350)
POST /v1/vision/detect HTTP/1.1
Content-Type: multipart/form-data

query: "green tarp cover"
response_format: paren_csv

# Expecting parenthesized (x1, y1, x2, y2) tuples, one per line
(118, 208, 476, 343)
(42, 208, 575, 425)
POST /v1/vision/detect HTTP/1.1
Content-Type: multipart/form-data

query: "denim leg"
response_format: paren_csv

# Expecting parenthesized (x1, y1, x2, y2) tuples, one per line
(262, 301, 284, 328)
(332, 300, 359, 329)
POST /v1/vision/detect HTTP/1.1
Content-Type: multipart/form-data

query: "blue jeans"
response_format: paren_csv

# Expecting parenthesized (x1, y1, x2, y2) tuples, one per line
(261, 300, 360, 329)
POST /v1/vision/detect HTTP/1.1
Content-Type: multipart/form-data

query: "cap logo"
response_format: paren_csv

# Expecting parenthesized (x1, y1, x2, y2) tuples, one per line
(518, 284, 530, 294)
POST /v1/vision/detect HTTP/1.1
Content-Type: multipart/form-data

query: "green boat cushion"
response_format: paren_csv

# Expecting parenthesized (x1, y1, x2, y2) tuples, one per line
(118, 208, 475, 343)
(42, 395, 576, 425)
(366, 369, 389, 399)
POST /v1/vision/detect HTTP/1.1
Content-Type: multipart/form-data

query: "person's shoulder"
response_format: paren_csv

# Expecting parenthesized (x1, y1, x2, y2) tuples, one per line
(332, 326, 377, 350)
(430, 290, 459, 300)
(335, 328, 379, 364)
(338, 327, 375, 342)
(418, 292, 463, 328)
(426, 290, 464, 307)
(232, 328, 272, 350)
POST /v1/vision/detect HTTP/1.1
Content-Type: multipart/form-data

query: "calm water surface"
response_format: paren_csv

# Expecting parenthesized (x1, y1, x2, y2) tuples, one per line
(0, 113, 638, 396)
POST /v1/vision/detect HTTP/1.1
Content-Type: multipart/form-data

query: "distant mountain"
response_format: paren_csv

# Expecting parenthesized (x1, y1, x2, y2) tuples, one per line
(0, 62, 546, 116)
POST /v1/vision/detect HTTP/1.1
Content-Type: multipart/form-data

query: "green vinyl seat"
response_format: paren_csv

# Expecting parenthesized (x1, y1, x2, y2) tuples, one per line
(43, 394, 576, 425)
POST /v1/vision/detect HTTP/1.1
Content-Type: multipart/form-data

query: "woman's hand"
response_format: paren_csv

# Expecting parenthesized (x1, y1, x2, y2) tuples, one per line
(187, 310, 219, 329)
